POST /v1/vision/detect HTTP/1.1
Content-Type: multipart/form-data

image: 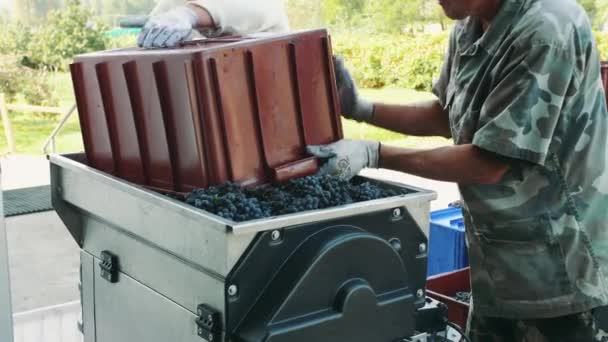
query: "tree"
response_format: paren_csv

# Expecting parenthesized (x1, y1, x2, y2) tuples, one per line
(286, 0, 325, 29)
(322, 0, 365, 27)
(580, 0, 599, 26)
(26, 0, 108, 71)
(363, 0, 425, 34)
(596, 0, 608, 30)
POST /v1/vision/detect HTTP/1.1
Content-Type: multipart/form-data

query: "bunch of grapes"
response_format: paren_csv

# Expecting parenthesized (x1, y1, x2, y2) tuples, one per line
(184, 175, 409, 222)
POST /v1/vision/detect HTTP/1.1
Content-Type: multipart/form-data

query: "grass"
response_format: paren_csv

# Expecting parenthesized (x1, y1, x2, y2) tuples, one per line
(0, 73, 449, 155)
(0, 72, 83, 155)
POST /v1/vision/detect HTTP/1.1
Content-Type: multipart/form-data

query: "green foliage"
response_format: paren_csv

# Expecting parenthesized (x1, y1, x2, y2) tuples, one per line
(285, 0, 325, 29)
(595, 31, 608, 60)
(0, 55, 58, 107)
(0, 23, 32, 55)
(322, 0, 365, 27)
(364, 0, 423, 34)
(333, 32, 448, 91)
(26, 0, 108, 71)
(311, 0, 448, 34)
(579, 0, 599, 26)
(107, 33, 138, 50)
(335, 31, 608, 91)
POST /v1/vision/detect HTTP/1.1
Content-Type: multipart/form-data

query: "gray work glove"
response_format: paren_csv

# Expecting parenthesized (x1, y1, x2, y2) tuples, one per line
(334, 56, 375, 122)
(307, 139, 380, 180)
(137, 6, 200, 48)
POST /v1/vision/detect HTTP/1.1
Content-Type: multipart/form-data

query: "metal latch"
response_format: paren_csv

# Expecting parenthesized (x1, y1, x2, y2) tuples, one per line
(196, 304, 222, 341)
(99, 251, 119, 283)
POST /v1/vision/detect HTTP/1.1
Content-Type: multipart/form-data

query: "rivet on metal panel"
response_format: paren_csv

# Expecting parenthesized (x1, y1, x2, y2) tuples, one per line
(228, 285, 238, 297)
(392, 208, 402, 219)
(419, 243, 427, 253)
(389, 238, 402, 252)
(271, 230, 282, 241)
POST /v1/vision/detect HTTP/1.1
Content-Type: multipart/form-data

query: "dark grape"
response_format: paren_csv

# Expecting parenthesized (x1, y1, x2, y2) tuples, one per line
(183, 175, 409, 222)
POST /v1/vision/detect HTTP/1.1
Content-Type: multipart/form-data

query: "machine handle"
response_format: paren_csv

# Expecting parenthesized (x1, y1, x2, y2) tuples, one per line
(179, 36, 253, 46)
(118, 15, 149, 28)
(272, 157, 320, 183)
(99, 251, 119, 284)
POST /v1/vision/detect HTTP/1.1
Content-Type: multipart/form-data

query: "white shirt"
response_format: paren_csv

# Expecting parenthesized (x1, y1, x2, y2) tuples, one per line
(150, 0, 289, 36)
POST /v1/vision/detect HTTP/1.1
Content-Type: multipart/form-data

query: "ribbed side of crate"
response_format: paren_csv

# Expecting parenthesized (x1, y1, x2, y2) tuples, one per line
(70, 30, 343, 193)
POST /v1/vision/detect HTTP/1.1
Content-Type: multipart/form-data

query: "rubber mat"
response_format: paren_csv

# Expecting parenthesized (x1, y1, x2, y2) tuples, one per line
(3, 185, 53, 217)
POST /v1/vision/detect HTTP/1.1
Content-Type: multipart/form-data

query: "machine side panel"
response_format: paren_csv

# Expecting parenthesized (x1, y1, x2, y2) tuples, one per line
(81, 251, 96, 342)
(82, 217, 226, 319)
(93, 261, 202, 342)
(51, 155, 251, 276)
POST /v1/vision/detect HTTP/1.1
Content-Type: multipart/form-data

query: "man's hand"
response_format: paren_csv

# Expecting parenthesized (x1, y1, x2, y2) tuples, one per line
(137, 6, 199, 48)
(334, 56, 374, 122)
(307, 139, 380, 180)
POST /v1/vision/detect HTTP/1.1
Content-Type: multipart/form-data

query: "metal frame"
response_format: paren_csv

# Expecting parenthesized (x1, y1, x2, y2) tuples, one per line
(0, 181, 14, 342)
(42, 103, 77, 154)
(50, 153, 437, 342)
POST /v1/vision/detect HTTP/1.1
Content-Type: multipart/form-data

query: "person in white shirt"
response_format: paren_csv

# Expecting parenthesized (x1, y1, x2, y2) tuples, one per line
(137, 0, 289, 48)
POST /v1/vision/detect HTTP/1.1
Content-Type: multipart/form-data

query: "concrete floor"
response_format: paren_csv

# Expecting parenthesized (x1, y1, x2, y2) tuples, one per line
(5, 212, 80, 313)
(1, 155, 80, 313)
(1, 154, 461, 314)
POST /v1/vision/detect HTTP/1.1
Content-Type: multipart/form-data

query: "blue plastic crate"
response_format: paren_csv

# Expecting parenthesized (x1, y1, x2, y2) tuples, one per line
(427, 207, 469, 277)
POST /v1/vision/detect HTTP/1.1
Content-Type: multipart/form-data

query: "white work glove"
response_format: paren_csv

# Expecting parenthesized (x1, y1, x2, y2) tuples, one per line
(137, 6, 199, 48)
(334, 56, 375, 122)
(307, 139, 380, 180)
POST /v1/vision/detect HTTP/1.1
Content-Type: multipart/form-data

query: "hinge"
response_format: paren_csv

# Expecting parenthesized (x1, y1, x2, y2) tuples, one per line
(99, 251, 119, 283)
(196, 304, 222, 341)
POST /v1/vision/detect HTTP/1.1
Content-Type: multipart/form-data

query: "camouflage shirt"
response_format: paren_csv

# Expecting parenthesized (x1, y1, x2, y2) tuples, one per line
(433, 0, 608, 319)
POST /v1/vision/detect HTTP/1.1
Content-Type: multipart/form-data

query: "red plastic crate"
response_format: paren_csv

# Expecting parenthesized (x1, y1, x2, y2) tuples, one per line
(71, 30, 343, 193)
(602, 61, 608, 107)
(426, 267, 471, 329)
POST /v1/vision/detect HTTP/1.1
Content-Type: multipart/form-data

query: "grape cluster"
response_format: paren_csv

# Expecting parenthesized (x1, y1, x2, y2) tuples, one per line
(184, 175, 408, 222)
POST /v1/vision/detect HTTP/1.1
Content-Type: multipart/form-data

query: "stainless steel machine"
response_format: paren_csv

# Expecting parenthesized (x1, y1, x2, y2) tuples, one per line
(51, 153, 451, 342)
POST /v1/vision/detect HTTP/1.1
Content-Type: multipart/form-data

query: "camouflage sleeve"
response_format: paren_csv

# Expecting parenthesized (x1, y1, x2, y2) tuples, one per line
(432, 28, 457, 108)
(472, 43, 577, 165)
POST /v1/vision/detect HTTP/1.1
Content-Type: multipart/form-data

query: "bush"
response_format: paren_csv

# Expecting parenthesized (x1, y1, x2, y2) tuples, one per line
(335, 31, 608, 91)
(0, 55, 58, 107)
(333, 32, 448, 91)
(26, 0, 108, 71)
(0, 23, 32, 57)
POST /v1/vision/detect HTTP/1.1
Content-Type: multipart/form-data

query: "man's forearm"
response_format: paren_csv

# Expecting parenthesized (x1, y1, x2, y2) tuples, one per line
(379, 144, 510, 185)
(369, 100, 452, 138)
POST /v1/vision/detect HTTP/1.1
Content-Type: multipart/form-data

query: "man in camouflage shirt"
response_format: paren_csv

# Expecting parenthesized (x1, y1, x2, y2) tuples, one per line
(307, 0, 608, 340)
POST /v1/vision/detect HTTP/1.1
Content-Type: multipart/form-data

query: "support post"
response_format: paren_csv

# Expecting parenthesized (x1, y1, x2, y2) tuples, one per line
(0, 94, 16, 154)
(0, 180, 14, 342)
